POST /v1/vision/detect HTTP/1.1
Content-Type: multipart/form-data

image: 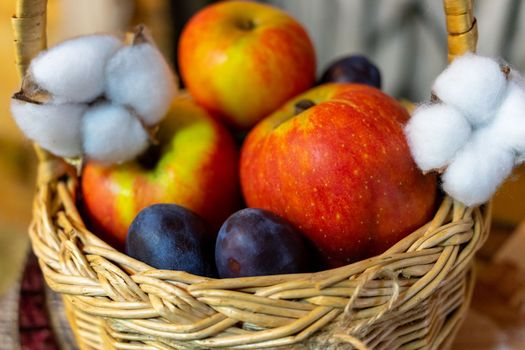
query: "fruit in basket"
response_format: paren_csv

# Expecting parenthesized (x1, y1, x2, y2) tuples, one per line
(178, 0, 316, 129)
(126, 204, 216, 276)
(319, 55, 381, 88)
(240, 83, 437, 267)
(215, 208, 310, 278)
(81, 94, 239, 247)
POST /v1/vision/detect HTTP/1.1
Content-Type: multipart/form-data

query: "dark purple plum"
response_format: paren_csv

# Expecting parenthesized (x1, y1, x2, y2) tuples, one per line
(126, 204, 216, 277)
(319, 55, 381, 88)
(215, 208, 310, 278)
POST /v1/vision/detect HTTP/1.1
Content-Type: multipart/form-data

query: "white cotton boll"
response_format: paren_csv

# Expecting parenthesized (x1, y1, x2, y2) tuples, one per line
(105, 43, 177, 126)
(405, 104, 471, 172)
(29, 35, 123, 103)
(510, 69, 525, 89)
(442, 131, 514, 207)
(82, 102, 149, 164)
(487, 81, 525, 154)
(433, 53, 507, 126)
(10, 98, 84, 157)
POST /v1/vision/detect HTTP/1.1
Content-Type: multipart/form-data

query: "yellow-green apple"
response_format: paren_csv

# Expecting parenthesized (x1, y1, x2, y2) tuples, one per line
(81, 94, 239, 248)
(240, 83, 437, 267)
(178, 0, 316, 129)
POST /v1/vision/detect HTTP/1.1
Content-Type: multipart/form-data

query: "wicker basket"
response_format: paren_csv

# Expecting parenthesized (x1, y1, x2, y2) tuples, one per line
(12, 0, 488, 349)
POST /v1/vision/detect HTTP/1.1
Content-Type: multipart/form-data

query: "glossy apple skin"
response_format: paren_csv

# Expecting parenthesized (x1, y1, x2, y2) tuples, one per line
(178, 0, 316, 130)
(240, 83, 437, 268)
(81, 95, 239, 247)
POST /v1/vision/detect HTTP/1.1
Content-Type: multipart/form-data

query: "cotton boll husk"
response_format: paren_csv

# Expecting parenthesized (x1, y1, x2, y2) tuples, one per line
(405, 104, 471, 172)
(82, 102, 149, 164)
(433, 53, 507, 126)
(487, 81, 525, 154)
(29, 35, 123, 103)
(105, 42, 177, 126)
(10, 98, 84, 157)
(442, 129, 515, 207)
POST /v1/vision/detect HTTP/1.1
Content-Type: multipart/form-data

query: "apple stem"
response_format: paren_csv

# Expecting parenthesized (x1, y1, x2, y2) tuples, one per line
(294, 99, 316, 115)
(237, 19, 255, 31)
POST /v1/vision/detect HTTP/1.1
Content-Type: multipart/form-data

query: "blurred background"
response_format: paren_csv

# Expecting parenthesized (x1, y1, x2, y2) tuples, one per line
(1, 0, 525, 348)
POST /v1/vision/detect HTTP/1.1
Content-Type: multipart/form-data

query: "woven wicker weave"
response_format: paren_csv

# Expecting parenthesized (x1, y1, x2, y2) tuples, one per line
(12, 0, 488, 349)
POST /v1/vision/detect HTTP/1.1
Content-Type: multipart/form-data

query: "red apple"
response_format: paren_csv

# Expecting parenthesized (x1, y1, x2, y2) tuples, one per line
(178, 0, 316, 129)
(240, 83, 437, 267)
(81, 94, 239, 247)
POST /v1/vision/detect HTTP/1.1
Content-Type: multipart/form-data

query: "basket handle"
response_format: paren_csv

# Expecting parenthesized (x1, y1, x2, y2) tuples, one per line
(443, 0, 478, 62)
(12, 0, 47, 79)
